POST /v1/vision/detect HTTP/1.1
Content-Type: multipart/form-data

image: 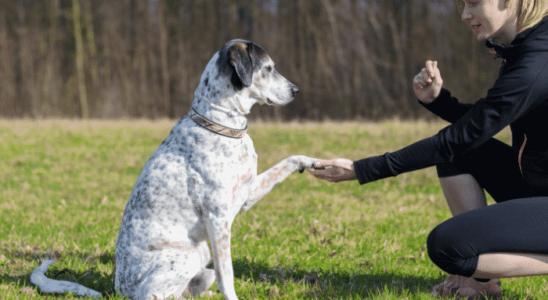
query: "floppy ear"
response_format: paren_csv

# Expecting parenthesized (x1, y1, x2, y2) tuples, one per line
(228, 42, 253, 88)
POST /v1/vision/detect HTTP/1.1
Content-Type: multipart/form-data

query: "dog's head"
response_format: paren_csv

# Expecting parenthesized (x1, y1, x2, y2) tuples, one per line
(216, 39, 298, 106)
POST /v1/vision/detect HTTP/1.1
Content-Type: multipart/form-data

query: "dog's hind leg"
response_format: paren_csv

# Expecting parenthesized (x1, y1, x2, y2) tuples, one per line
(131, 247, 205, 300)
(184, 241, 216, 297)
(186, 268, 216, 297)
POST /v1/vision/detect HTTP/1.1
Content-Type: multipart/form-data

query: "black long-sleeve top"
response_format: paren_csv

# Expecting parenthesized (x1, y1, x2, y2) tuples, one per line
(354, 18, 548, 192)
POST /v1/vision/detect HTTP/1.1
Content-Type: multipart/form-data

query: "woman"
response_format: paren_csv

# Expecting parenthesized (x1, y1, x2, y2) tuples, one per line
(308, 0, 548, 298)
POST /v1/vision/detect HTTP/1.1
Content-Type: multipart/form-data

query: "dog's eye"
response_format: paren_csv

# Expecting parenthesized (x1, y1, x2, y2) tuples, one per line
(265, 66, 272, 73)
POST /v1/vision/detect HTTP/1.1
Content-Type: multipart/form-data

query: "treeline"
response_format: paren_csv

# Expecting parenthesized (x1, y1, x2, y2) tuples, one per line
(0, 0, 501, 120)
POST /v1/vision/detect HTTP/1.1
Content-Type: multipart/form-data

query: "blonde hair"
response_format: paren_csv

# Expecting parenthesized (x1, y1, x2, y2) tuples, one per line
(456, 0, 548, 32)
(514, 0, 548, 31)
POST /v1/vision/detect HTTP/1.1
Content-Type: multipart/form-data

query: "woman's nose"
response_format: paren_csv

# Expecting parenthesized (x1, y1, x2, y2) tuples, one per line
(461, 5, 472, 22)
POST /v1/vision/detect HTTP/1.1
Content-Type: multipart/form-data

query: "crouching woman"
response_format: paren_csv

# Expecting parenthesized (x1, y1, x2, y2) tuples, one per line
(308, 0, 548, 297)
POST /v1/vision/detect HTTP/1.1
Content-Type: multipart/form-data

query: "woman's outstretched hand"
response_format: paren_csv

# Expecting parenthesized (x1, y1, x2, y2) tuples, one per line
(413, 60, 443, 103)
(306, 158, 357, 183)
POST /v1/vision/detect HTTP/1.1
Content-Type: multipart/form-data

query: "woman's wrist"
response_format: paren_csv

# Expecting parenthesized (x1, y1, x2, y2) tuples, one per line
(418, 90, 441, 104)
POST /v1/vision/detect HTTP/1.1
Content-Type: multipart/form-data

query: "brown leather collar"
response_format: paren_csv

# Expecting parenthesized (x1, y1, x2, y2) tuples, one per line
(189, 109, 247, 139)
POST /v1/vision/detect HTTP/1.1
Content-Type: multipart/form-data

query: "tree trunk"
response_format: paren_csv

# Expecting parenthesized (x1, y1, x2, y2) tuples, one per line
(83, 0, 98, 89)
(157, 0, 171, 117)
(0, 11, 17, 116)
(71, 0, 89, 119)
(17, 0, 35, 117)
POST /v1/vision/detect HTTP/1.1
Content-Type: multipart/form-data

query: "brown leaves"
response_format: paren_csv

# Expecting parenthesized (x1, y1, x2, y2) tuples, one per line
(309, 225, 319, 236)
(50, 249, 63, 260)
(303, 271, 322, 286)
(320, 238, 332, 245)
(397, 255, 416, 263)
(256, 229, 264, 239)
(359, 261, 374, 269)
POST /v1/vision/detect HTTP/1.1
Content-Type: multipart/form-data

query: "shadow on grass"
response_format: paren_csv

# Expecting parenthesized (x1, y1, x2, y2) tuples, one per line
(232, 256, 536, 300)
(0, 252, 537, 300)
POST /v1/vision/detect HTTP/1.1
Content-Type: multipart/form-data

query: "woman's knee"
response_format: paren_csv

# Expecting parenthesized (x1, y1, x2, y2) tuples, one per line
(427, 222, 479, 277)
(436, 162, 467, 178)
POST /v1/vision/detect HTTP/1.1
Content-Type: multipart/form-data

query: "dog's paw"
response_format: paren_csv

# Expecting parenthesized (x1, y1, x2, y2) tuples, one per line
(290, 155, 318, 173)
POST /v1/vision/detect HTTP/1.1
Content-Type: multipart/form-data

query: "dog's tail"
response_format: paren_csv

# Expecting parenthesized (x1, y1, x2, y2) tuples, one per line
(30, 259, 103, 298)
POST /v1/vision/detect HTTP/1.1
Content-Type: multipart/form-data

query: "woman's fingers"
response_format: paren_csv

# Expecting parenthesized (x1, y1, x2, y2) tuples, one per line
(424, 60, 439, 84)
(415, 73, 425, 87)
(314, 158, 351, 169)
(427, 60, 442, 84)
(421, 68, 433, 85)
(313, 160, 327, 169)
(426, 60, 434, 77)
(308, 158, 356, 182)
(415, 60, 437, 89)
(433, 61, 443, 85)
(413, 60, 442, 103)
(413, 74, 426, 89)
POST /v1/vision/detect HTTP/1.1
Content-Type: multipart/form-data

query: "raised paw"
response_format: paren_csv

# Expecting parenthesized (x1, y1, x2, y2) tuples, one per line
(290, 155, 318, 173)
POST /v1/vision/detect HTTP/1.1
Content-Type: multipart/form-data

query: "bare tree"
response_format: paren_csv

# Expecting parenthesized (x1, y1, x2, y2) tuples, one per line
(0, 9, 17, 116)
(72, 0, 89, 119)
(0, 0, 502, 121)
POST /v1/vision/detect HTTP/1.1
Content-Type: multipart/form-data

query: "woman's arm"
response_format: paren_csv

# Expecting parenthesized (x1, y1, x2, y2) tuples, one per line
(420, 89, 474, 124)
(311, 55, 548, 184)
(354, 57, 548, 185)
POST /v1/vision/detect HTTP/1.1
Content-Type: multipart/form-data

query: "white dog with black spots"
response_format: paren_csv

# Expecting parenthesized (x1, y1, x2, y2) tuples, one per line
(31, 39, 317, 300)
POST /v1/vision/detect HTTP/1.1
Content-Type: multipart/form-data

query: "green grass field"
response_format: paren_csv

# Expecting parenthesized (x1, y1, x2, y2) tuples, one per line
(0, 119, 546, 299)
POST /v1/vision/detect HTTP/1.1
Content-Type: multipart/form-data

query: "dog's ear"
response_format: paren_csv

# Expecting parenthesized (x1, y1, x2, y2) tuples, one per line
(228, 42, 253, 88)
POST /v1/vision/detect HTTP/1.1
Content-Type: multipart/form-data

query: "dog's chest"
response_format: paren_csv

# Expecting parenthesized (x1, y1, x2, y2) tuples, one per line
(159, 120, 258, 210)
(118, 120, 258, 245)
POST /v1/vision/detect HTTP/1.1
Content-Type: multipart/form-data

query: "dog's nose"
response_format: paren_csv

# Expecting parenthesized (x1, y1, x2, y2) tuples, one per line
(291, 86, 299, 95)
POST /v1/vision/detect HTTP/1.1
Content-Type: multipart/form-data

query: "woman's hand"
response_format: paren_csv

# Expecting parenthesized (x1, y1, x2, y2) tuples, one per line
(413, 60, 443, 103)
(306, 158, 357, 183)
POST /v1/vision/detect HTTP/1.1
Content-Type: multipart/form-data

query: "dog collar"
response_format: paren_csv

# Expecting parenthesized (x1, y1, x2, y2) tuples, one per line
(189, 109, 247, 139)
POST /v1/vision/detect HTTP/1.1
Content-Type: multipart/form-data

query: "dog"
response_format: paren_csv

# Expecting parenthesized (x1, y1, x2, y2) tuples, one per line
(31, 39, 317, 300)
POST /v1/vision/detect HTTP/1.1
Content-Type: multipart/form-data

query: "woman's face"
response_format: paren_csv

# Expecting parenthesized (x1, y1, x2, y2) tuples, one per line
(461, 0, 518, 41)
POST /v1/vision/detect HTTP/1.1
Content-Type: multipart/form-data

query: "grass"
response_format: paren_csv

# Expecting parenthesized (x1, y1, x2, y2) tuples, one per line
(0, 119, 545, 299)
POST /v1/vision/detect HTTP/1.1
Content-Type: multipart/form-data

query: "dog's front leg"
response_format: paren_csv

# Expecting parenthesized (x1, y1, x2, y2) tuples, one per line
(206, 216, 238, 300)
(241, 155, 316, 212)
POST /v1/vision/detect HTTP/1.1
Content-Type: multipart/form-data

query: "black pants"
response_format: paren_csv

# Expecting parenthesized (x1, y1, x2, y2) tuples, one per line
(427, 139, 548, 277)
